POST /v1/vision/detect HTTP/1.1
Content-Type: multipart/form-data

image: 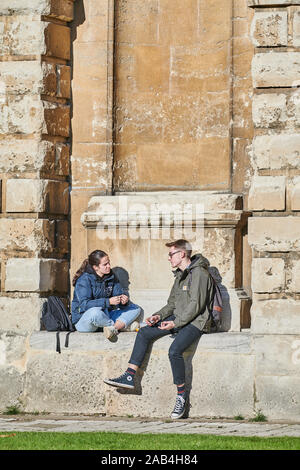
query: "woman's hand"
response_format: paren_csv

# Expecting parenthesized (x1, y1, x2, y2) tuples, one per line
(158, 320, 175, 330)
(145, 315, 160, 326)
(120, 294, 129, 305)
(109, 296, 121, 306)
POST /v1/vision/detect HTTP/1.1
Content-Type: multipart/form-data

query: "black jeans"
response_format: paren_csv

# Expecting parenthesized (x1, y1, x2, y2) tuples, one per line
(128, 315, 202, 385)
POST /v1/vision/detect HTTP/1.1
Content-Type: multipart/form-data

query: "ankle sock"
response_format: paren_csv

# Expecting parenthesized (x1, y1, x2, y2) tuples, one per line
(177, 384, 185, 396)
(126, 367, 136, 376)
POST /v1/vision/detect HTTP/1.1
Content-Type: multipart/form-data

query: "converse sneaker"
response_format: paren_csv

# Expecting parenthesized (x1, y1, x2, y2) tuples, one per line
(103, 371, 135, 390)
(171, 394, 187, 419)
(104, 326, 119, 342)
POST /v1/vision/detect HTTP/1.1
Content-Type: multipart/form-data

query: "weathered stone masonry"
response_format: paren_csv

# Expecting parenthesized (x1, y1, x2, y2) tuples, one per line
(0, 1, 299, 420)
(0, 0, 73, 405)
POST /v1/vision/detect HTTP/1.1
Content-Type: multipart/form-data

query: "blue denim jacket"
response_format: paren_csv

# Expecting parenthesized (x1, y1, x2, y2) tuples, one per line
(71, 266, 126, 325)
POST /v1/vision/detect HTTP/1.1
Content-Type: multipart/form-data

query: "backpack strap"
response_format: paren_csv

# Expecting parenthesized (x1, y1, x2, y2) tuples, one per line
(56, 331, 61, 354)
(64, 331, 72, 348)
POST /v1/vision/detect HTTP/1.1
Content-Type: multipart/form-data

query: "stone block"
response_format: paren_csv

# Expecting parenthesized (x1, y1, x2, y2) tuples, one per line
(0, 61, 43, 95)
(249, 1, 300, 5)
(114, 0, 159, 45)
(293, 9, 300, 47)
(251, 258, 285, 293)
(0, 139, 69, 175)
(255, 375, 300, 422)
(0, 16, 46, 56)
(248, 176, 286, 211)
(253, 335, 300, 377)
(0, 331, 27, 367)
(6, 179, 69, 214)
(71, 143, 108, 189)
(43, 102, 70, 137)
(0, 294, 45, 334)
(252, 133, 300, 170)
(290, 260, 300, 292)
(0, 0, 73, 20)
(251, 298, 300, 334)
(289, 176, 300, 210)
(170, 45, 230, 94)
(56, 65, 71, 99)
(0, 366, 24, 413)
(24, 352, 105, 414)
(44, 23, 70, 60)
(248, 216, 300, 252)
(250, 11, 287, 47)
(252, 93, 287, 129)
(0, 95, 44, 135)
(0, 218, 54, 253)
(5, 258, 69, 293)
(252, 52, 300, 88)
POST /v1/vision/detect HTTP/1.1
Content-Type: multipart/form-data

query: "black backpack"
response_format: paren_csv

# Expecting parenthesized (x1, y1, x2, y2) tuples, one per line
(41, 296, 75, 353)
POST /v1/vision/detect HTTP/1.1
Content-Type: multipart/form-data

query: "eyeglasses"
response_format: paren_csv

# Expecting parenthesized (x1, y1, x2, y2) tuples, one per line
(168, 250, 181, 258)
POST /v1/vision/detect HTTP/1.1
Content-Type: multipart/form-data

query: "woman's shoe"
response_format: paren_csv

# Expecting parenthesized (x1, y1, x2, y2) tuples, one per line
(104, 326, 119, 342)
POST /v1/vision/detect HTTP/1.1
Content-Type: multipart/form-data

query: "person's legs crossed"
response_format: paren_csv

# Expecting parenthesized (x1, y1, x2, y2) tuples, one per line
(75, 307, 114, 332)
(110, 302, 141, 330)
(103, 316, 174, 387)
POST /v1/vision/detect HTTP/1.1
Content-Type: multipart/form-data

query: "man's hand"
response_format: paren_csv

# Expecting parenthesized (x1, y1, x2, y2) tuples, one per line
(120, 294, 129, 305)
(158, 320, 175, 330)
(145, 315, 160, 326)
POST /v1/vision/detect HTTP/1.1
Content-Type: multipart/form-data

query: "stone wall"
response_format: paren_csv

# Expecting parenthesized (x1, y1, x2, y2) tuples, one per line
(0, 0, 73, 408)
(248, 0, 300, 419)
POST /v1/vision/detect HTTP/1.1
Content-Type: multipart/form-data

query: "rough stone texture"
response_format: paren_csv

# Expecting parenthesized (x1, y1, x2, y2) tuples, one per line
(248, 216, 300, 252)
(23, 352, 106, 414)
(290, 260, 300, 292)
(289, 176, 300, 210)
(251, 258, 285, 293)
(0, 218, 54, 253)
(6, 179, 69, 214)
(293, 8, 300, 46)
(25, 332, 254, 418)
(252, 93, 287, 129)
(253, 335, 300, 376)
(249, 1, 300, 5)
(0, 0, 74, 21)
(252, 52, 300, 88)
(251, 298, 300, 335)
(255, 376, 300, 421)
(252, 133, 300, 170)
(248, 176, 286, 211)
(5, 258, 68, 293)
(0, 366, 24, 411)
(113, 0, 232, 192)
(251, 11, 287, 47)
(0, 295, 45, 334)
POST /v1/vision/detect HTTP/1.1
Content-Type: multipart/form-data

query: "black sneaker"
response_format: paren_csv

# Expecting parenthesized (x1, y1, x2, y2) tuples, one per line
(103, 371, 135, 390)
(171, 394, 187, 419)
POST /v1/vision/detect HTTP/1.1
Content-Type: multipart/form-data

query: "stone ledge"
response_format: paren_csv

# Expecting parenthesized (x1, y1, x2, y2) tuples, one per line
(30, 330, 252, 354)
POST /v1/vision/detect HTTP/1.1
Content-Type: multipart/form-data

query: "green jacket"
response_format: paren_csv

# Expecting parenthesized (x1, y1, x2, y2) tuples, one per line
(156, 254, 214, 331)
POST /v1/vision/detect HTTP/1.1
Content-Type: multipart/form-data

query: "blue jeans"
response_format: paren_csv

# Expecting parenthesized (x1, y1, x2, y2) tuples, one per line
(75, 302, 141, 333)
(129, 315, 202, 385)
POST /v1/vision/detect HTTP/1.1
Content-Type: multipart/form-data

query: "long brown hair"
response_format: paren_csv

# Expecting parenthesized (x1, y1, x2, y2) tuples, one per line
(72, 250, 108, 286)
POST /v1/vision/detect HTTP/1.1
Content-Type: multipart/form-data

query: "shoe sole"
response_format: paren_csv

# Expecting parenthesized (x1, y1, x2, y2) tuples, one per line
(103, 378, 134, 390)
(104, 327, 118, 342)
(171, 402, 189, 419)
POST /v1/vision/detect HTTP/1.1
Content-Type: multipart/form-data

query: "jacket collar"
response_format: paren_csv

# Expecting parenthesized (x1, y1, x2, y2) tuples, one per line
(85, 264, 115, 282)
